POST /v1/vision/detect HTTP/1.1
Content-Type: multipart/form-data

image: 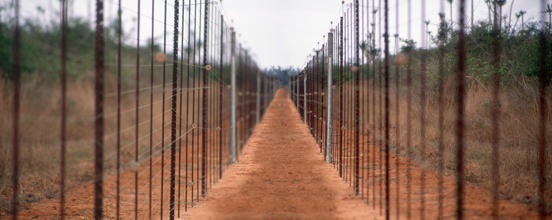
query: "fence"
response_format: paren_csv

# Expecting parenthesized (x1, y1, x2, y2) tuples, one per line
(1, 0, 277, 219)
(290, 0, 551, 219)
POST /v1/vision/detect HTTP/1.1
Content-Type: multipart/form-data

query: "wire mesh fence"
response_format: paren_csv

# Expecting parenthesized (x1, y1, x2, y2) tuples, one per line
(291, 0, 551, 219)
(1, 0, 277, 219)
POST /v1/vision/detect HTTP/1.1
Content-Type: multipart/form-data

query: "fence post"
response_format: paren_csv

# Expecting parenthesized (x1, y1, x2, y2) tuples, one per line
(230, 29, 237, 164)
(326, 30, 334, 163)
(200, 0, 210, 198)
(94, 0, 105, 217)
(303, 75, 307, 123)
(296, 77, 299, 107)
(256, 72, 261, 124)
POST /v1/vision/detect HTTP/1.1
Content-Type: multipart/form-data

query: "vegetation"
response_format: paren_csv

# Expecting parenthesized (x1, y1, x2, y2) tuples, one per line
(264, 66, 300, 86)
(353, 3, 552, 213)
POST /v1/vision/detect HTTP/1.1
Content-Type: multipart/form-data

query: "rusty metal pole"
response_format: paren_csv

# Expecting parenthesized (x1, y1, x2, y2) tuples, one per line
(383, 0, 390, 218)
(256, 72, 261, 124)
(11, 0, 21, 218)
(339, 16, 344, 178)
(201, 0, 210, 198)
(94, 0, 105, 218)
(456, 0, 467, 218)
(169, 0, 180, 218)
(354, 0, 361, 196)
(304, 74, 308, 123)
(60, 0, 68, 218)
(537, 1, 549, 219)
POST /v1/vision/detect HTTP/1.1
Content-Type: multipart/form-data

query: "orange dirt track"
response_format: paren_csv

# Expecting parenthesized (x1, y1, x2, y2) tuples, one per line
(182, 89, 379, 219)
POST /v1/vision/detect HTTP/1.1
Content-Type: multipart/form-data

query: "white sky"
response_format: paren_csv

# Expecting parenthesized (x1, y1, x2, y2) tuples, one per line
(11, 0, 551, 68)
(221, 0, 546, 68)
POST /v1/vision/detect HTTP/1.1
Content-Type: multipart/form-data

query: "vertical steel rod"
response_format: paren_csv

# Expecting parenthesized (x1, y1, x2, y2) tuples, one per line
(491, 1, 502, 218)
(218, 13, 222, 180)
(537, 1, 549, 219)
(456, 0, 467, 218)
(134, 0, 141, 218)
(60, 0, 68, 218)
(201, 0, 210, 198)
(170, 0, 181, 219)
(354, 0, 361, 196)
(383, 0, 390, 218)
(160, 0, 168, 216)
(326, 30, 334, 163)
(405, 0, 412, 218)
(11, 0, 20, 219)
(304, 75, 308, 123)
(339, 16, 344, 178)
(94, 0, 105, 218)
(393, 0, 400, 218)
(149, 0, 155, 216)
(116, 0, 122, 218)
(420, 0, 427, 218)
(230, 29, 237, 164)
(437, 2, 446, 219)
(184, 0, 192, 211)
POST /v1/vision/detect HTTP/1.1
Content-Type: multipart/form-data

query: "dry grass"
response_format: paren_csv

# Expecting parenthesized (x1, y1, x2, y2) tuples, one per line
(0, 68, 223, 213)
(347, 74, 552, 212)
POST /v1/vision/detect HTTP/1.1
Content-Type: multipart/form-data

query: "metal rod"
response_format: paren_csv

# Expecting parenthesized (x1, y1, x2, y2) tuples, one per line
(160, 0, 168, 216)
(177, 0, 185, 215)
(537, 1, 549, 219)
(170, 0, 181, 218)
(326, 30, 334, 163)
(393, 0, 400, 217)
(405, 0, 412, 217)
(176, 0, 188, 215)
(218, 15, 225, 179)
(437, 2, 446, 219)
(354, 0, 361, 196)
(304, 74, 308, 123)
(201, 0, 210, 198)
(371, 0, 377, 209)
(184, 0, 192, 210)
(94, 0, 105, 218)
(149, 0, 155, 216)
(230, 29, 237, 164)
(116, 0, 122, 218)
(491, 1, 502, 218)
(339, 16, 344, 178)
(11, 0, 21, 218)
(456, 0, 467, 218)
(383, 0, 390, 218)
(420, 0, 427, 218)
(59, 0, 68, 218)
(134, 0, 141, 218)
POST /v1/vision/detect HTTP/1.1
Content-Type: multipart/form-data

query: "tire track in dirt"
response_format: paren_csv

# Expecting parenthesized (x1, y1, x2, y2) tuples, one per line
(184, 89, 380, 219)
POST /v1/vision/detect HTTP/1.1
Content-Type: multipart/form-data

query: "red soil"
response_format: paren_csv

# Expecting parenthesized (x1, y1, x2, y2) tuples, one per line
(182, 89, 379, 219)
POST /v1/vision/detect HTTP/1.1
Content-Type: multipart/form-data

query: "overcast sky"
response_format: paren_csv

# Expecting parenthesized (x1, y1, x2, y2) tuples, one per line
(221, 0, 546, 68)
(13, 0, 550, 68)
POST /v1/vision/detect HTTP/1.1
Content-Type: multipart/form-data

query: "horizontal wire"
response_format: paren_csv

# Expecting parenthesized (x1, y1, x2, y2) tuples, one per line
(103, 106, 173, 140)
(99, 126, 197, 191)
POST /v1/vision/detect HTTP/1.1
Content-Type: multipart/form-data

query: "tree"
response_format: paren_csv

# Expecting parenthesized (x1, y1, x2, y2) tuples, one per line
(515, 10, 526, 35)
(425, 20, 431, 48)
(547, 4, 552, 33)
(485, 0, 492, 25)
(447, 0, 453, 28)
(494, 0, 507, 32)
(471, 0, 475, 28)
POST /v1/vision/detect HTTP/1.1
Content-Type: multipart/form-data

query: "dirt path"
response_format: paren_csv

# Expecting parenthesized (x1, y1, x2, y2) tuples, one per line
(183, 89, 379, 219)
